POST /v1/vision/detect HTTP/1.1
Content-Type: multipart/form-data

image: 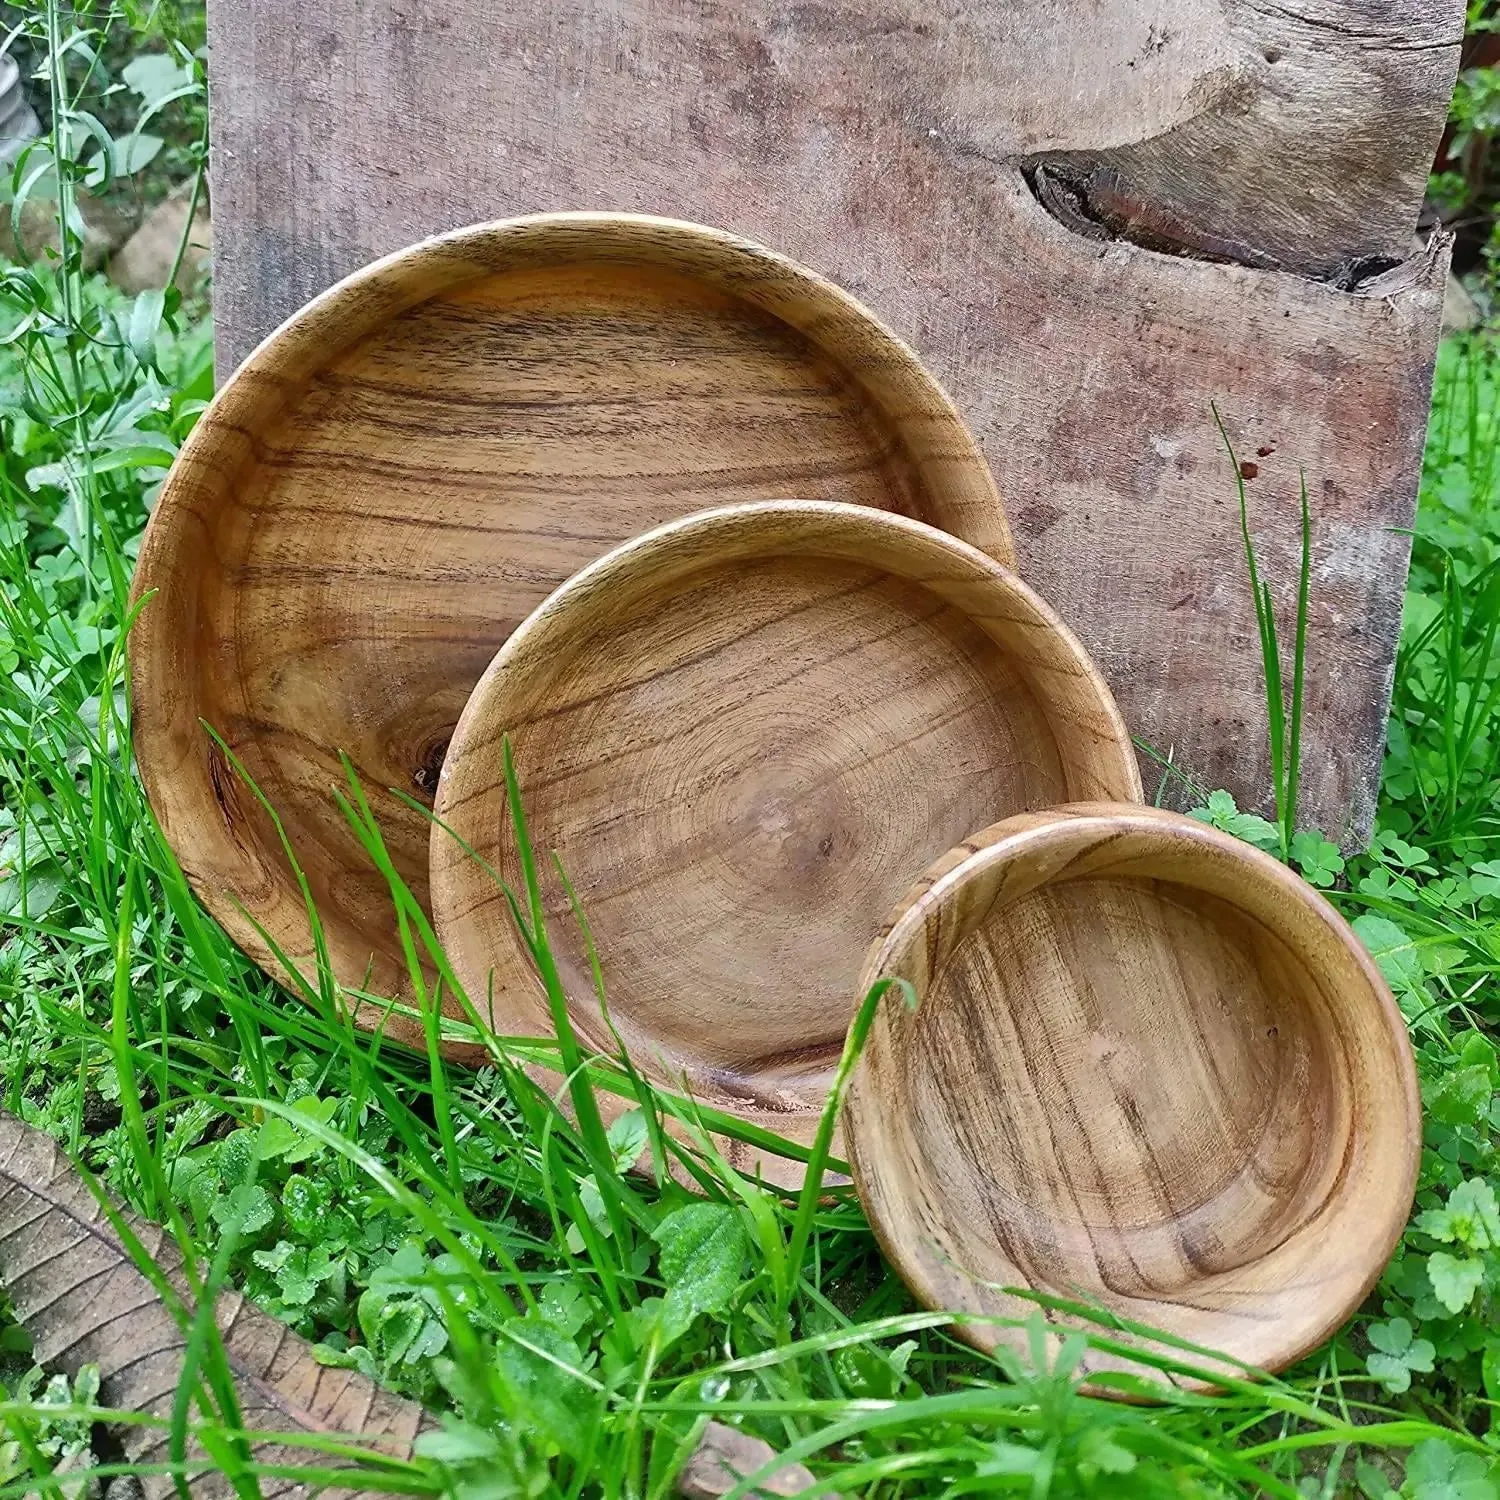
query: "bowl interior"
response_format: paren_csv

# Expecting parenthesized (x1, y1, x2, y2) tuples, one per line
(847, 810, 1420, 1380)
(131, 218, 1009, 1035)
(432, 506, 1140, 1177)
(903, 875, 1340, 1281)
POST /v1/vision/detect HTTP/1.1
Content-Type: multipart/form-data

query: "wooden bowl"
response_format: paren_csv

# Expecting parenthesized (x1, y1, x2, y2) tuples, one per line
(430, 501, 1142, 1185)
(844, 804, 1421, 1385)
(128, 213, 1011, 1044)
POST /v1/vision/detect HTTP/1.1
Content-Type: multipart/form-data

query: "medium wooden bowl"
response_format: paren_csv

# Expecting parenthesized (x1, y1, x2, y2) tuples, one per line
(844, 804, 1421, 1385)
(430, 501, 1142, 1185)
(128, 213, 1011, 1044)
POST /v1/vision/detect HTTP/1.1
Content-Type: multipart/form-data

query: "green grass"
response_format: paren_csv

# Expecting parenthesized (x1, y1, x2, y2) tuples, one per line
(3, 5, 1500, 1496)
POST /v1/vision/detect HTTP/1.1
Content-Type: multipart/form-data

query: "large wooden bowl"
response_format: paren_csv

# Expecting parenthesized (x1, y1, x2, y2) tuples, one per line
(430, 501, 1142, 1185)
(844, 804, 1421, 1385)
(128, 213, 1011, 1043)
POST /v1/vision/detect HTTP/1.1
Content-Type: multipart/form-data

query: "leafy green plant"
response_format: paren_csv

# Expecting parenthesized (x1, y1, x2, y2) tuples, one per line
(0, 1363, 101, 1493)
(1429, 1, 1500, 290)
(1365, 1318, 1437, 1396)
(1361, 1438, 1500, 1500)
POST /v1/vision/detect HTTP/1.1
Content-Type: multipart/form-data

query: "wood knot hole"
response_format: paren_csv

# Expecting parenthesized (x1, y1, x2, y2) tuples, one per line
(411, 738, 450, 801)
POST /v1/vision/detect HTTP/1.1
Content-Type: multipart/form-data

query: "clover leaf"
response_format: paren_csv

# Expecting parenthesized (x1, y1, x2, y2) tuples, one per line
(1291, 829, 1345, 887)
(1367, 1317, 1436, 1393)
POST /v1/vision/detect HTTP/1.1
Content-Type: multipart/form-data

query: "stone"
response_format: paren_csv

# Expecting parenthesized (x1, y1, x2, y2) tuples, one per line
(1443, 271, 1483, 333)
(108, 188, 211, 295)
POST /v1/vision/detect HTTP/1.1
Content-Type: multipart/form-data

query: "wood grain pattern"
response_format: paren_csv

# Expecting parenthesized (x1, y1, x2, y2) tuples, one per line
(0, 1110, 433, 1497)
(205, 0, 1460, 845)
(431, 501, 1142, 1187)
(128, 215, 1007, 1038)
(844, 804, 1421, 1386)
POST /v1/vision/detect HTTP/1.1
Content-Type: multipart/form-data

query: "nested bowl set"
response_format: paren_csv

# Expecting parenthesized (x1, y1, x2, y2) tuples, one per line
(131, 213, 1420, 1387)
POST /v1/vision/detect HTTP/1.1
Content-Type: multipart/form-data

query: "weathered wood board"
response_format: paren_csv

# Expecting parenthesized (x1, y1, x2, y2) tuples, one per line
(204, 0, 1463, 843)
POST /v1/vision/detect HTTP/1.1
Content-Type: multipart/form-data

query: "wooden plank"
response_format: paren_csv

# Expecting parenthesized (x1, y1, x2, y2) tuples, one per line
(203, 0, 1463, 842)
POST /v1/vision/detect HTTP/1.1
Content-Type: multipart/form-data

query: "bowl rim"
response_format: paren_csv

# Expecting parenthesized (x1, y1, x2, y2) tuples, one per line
(429, 501, 1144, 1180)
(844, 801, 1422, 1386)
(126, 212, 1011, 1031)
(433, 496, 1134, 753)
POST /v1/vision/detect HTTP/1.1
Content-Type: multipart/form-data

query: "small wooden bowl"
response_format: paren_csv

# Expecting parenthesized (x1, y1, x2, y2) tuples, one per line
(431, 501, 1142, 1186)
(844, 804, 1421, 1385)
(128, 213, 1011, 1045)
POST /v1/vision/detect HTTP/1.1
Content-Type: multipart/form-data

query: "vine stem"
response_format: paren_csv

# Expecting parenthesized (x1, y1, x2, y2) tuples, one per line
(164, 104, 208, 293)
